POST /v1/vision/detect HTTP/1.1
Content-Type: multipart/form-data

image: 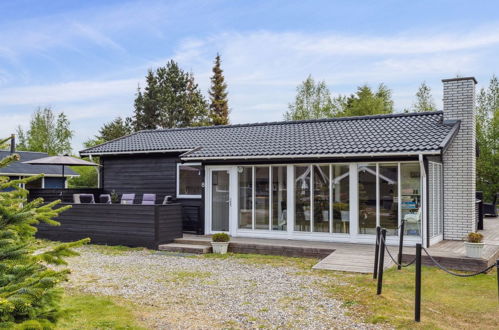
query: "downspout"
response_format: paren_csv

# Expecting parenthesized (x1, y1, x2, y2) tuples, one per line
(418, 154, 428, 248)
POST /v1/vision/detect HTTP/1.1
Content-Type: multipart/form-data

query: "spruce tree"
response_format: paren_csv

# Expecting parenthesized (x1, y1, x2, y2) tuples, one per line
(208, 54, 229, 125)
(0, 137, 88, 328)
(133, 70, 160, 131)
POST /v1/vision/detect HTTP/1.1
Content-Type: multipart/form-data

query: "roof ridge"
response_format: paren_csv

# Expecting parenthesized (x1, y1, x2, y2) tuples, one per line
(138, 111, 444, 134)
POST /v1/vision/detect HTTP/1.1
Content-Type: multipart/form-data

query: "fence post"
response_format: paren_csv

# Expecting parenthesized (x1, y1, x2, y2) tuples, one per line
(496, 259, 499, 303)
(374, 226, 381, 279)
(415, 243, 422, 322)
(377, 229, 387, 295)
(397, 220, 405, 270)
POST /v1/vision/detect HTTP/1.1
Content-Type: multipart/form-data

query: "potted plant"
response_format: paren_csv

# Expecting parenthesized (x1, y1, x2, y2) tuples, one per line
(110, 190, 119, 204)
(211, 233, 230, 254)
(464, 232, 484, 258)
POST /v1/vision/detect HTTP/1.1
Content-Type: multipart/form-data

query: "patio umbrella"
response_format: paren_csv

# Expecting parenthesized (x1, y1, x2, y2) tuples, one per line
(23, 155, 99, 182)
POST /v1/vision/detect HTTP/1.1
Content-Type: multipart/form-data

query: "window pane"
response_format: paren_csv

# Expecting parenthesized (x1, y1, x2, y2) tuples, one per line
(179, 164, 202, 196)
(358, 164, 377, 234)
(313, 165, 330, 233)
(255, 167, 270, 229)
(332, 165, 350, 233)
(401, 163, 421, 236)
(295, 166, 311, 232)
(272, 166, 287, 231)
(238, 167, 253, 229)
(379, 164, 398, 236)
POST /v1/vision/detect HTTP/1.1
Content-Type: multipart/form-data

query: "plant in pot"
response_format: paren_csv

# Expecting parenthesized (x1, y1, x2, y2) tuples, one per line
(211, 233, 230, 254)
(464, 232, 484, 258)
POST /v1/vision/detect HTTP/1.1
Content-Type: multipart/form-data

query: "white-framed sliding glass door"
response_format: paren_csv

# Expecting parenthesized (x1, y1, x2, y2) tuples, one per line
(205, 166, 238, 235)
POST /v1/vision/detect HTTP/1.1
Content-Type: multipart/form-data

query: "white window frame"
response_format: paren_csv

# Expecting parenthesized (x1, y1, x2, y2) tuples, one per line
(176, 162, 202, 199)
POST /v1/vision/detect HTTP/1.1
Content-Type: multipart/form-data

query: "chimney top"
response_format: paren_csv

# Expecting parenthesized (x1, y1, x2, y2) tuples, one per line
(442, 77, 477, 84)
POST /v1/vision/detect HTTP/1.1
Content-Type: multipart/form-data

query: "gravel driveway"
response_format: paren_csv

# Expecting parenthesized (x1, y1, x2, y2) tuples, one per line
(64, 246, 383, 329)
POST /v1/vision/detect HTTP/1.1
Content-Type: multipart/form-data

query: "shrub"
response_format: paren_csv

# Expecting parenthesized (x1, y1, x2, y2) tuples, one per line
(212, 233, 230, 242)
(466, 232, 484, 243)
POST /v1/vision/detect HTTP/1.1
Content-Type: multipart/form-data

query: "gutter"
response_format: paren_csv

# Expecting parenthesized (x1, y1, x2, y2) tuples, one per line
(180, 150, 442, 161)
(80, 149, 193, 157)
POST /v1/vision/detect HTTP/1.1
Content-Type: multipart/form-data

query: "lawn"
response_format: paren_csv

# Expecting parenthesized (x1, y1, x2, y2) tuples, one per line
(57, 290, 146, 330)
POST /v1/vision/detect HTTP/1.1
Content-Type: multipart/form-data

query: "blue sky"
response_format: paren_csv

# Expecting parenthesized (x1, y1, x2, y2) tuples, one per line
(1, 0, 499, 151)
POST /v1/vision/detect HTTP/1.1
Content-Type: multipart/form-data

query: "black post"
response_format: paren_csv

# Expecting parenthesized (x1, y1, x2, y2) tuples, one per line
(377, 229, 386, 295)
(373, 226, 381, 279)
(415, 243, 422, 322)
(496, 259, 499, 303)
(398, 220, 405, 270)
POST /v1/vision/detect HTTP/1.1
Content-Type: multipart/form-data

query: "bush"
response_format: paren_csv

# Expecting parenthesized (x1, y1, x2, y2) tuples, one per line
(466, 232, 484, 243)
(212, 233, 230, 242)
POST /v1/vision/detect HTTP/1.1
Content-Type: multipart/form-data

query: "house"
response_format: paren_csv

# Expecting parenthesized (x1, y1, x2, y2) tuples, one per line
(79, 77, 478, 247)
(0, 150, 78, 189)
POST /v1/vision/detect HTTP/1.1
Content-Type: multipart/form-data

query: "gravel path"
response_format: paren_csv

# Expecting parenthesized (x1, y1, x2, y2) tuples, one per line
(64, 246, 385, 329)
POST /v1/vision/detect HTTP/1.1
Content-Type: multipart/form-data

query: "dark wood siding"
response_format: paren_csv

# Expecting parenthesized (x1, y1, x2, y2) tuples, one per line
(36, 203, 182, 249)
(101, 154, 203, 233)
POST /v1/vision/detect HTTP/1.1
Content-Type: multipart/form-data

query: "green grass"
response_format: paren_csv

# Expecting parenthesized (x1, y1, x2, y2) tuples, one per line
(57, 291, 146, 330)
(320, 266, 499, 329)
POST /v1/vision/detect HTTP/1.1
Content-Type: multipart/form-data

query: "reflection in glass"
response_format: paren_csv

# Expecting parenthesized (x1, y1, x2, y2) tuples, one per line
(238, 167, 253, 229)
(255, 167, 270, 229)
(313, 165, 330, 232)
(358, 164, 377, 234)
(401, 164, 421, 236)
(272, 166, 287, 231)
(332, 165, 350, 233)
(379, 164, 398, 236)
(295, 166, 311, 231)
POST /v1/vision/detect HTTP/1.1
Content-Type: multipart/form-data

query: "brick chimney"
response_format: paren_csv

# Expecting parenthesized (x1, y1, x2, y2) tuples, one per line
(441, 77, 477, 240)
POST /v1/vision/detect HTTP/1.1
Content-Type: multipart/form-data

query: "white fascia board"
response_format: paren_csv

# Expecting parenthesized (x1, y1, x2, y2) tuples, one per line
(181, 150, 441, 161)
(80, 149, 192, 156)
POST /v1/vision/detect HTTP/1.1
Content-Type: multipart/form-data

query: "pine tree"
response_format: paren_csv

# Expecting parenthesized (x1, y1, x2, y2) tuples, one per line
(208, 54, 229, 125)
(341, 83, 394, 117)
(412, 82, 437, 112)
(0, 136, 88, 328)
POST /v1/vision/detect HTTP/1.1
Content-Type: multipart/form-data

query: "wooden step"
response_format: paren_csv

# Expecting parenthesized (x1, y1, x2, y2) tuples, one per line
(158, 243, 212, 254)
(173, 238, 211, 246)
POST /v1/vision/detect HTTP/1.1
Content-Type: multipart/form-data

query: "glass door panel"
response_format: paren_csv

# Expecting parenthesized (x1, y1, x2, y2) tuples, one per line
(238, 167, 253, 229)
(358, 164, 377, 234)
(313, 165, 330, 232)
(295, 166, 311, 231)
(401, 163, 421, 236)
(211, 170, 230, 231)
(272, 166, 287, 231)
(379, 164, 398, 236)
(332, 165, 350, 233)
(255, 167, 270, 229)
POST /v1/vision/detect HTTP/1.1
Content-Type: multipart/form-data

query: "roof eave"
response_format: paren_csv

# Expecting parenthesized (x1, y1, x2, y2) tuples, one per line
(439, 121, 461, 154)
(79, 149, 193, 157)
(181, 150, 442, 161)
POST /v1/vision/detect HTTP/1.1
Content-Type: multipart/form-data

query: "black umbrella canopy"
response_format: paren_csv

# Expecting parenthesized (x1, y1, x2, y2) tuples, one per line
(23, 155, 99, 166)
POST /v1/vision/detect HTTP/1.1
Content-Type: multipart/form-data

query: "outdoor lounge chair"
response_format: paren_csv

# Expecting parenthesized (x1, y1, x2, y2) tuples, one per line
(79, 194, 95, 204)
(73, 194, 81, 204)
(162, 195, 175, 204)
(142, 194, 156, 205)
(99, 194, 112, 204)
(120, 193, 135, 204)
(483, 193, 498, 217)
